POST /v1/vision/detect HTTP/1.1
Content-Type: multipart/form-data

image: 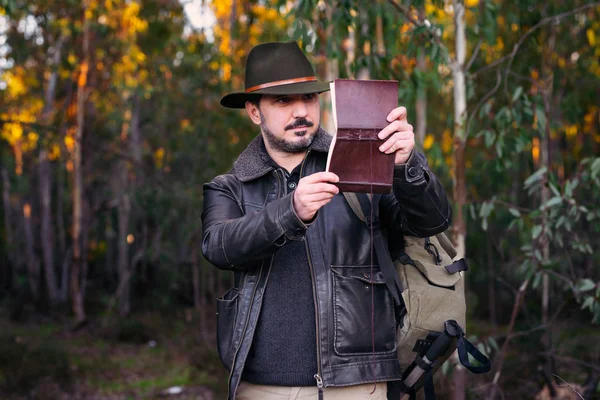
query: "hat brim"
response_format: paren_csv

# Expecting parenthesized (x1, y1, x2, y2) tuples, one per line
(220, 80, 331, 109)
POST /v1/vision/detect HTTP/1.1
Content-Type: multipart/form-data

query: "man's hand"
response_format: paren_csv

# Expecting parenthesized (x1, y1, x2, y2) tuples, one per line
(293, 172, 340, 222)
(377, 106, 415, 164)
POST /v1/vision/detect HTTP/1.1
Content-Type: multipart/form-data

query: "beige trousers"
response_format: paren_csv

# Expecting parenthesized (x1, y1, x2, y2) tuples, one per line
(236, 381, 388, 400)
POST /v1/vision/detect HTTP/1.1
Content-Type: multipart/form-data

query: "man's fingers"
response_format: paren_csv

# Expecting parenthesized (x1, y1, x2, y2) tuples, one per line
(378, 121, 412, 140)
(386, 106, 407, 123)
(304, 171, 339, 184)
(304, 192, 336, 203)
(379, 132, 414, 152)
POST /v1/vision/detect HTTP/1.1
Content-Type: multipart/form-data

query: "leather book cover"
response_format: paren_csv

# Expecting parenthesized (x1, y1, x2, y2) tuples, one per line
(326, 79, 398, 194)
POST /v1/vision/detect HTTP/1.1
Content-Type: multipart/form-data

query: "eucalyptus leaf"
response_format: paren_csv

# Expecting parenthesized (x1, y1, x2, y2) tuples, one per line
(578, 279, 596, 292)
(532, 225, 542, 240)
(509, 208, 521, 218)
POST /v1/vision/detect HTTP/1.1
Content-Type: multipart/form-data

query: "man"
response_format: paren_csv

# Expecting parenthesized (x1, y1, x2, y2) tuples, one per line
(201, 42, 451, 400)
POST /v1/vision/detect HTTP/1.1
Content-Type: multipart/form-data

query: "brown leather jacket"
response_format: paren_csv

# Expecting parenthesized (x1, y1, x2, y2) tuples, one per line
(201, 129, 451, 399)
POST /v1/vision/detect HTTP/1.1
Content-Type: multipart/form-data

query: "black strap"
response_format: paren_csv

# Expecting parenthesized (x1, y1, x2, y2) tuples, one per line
(457, 336, 491, 374)
(373, 229, 403, 305)
(445, 258, 469, 274)
(423, 370, 436, 400)
(353, 193, 403, 305)
(398, 252, 415, 267)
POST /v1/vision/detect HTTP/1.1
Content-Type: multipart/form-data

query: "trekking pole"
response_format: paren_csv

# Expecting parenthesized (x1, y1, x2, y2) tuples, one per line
(397, 321, 462, 399)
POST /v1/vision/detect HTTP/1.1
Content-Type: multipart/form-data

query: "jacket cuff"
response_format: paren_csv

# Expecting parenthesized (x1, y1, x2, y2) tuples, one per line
(393, 151, 429, 197)
(276, 193, 310, 243)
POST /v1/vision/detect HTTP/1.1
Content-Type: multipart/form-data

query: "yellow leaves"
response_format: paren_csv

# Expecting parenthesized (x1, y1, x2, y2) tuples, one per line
(442, 129, 453, 154)
(565, 124, 577, 138)
(532, 137, 540, 165)
(48, 144, 61, 161)
(587, 29, 596, 46)
(423, 134, 435, 150)
(251, 4, 278, 22)
(213, 0, 233, 19)
(1, 121, 24, 146)
(154, 147, 165, 168)
(494, 37, 504, 52)
(25, 132, 39, 152)
(23, 203, 32, 218)
(511, 23, 519, 33)
(465, 0, 479, 7)
(78, 62, 89, 88)
(2, 68, 28, 98)
(65, 135, 75, 152)
(557, 57, 566, 69)
(122, 1, 148, 34)
(531, 69, 539, 80)
(222, 63, 231, 82)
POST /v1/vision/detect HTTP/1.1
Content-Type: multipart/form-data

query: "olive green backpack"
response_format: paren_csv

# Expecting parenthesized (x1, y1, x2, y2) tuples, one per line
(343, 192, 490, 399)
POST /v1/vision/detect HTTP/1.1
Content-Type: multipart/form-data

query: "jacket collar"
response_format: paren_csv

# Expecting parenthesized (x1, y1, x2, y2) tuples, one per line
(230, 127, 332, 182)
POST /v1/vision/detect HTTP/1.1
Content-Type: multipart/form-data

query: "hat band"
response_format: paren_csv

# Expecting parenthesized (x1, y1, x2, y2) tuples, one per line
(245, 76, 318, 93)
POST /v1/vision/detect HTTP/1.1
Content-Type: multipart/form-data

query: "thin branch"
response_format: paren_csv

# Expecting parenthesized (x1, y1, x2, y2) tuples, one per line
(471, 2, 600, 80)
(466, 67, 502, 139)
(386, 0, 453, 63)
(465, 39, 482, 71)
(487, 278, 530, 400)
(507, 70, 537, 85)
(502, 2, 600, 96)
(552, 374, 585, 400)
(546, 355, 600, 373)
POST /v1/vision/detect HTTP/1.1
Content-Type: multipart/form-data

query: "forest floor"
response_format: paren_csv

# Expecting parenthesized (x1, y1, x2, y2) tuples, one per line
(1, 306, 598, 399)
(0, 309, 228, 399)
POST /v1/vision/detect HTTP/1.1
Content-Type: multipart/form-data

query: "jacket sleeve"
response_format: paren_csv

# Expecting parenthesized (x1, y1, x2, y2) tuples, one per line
(380, 151, 452, 237)
(201, 175, 310, 271)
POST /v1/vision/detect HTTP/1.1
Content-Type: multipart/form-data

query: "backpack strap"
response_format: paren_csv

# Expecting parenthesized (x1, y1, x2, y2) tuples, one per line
(342, 192, 403, 306)
(342, 192, 369, 222)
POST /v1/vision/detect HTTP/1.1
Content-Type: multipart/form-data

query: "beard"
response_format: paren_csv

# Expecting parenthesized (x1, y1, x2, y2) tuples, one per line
(260, 111, 318, 154)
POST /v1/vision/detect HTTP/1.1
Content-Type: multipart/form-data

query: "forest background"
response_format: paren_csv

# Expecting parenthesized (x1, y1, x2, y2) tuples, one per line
(0, 0, 599, 399)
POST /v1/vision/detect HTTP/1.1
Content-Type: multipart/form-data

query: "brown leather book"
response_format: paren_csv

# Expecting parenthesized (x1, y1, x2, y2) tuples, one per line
(326, 79, 398, 194)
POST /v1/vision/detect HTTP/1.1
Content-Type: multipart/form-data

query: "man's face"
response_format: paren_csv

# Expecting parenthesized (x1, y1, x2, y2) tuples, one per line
(246, 93, 321, 154)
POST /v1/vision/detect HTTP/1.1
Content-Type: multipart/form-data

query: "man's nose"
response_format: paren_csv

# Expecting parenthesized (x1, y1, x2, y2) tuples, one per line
(292, 99, 308, 118)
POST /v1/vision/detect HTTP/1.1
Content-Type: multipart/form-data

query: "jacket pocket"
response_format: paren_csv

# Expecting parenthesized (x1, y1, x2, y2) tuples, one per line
(331, 265, 397, 356)
(216, 287, 240, 371)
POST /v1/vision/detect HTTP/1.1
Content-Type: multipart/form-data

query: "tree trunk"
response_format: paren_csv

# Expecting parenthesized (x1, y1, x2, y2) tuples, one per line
(38, 150, 59, 305)
(314, 3, 337, 135)
(38, 33, 66, 307)
(23, 202, 40, 299)
(415, 7, 427, 148)
(451, 1, 468, 397)
(451, 0, 468, 260)
(117, 189, 131, 316)
(2, 168, 14, 276)
(57, 81, 73, 304)
(71, 0, 90, 323)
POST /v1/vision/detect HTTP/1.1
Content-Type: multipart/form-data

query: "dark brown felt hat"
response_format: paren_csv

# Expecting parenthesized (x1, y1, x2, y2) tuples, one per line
(220, 41, 331, 109)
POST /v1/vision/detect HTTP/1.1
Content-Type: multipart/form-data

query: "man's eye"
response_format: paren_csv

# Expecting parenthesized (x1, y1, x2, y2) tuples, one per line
(304, 94, 316, 101)
(276, 97, 291, 103)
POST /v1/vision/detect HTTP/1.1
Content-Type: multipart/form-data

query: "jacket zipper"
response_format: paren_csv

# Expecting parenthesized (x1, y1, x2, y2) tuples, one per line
(298, 151, 325, 395)
(228, 169, 284, 399)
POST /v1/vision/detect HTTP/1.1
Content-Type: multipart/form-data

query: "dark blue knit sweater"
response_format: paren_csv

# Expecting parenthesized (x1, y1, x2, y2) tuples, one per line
(241, 163, 318, 386)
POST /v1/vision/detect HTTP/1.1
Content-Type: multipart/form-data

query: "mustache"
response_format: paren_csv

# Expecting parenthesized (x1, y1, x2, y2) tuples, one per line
(285, 119, 314, 131)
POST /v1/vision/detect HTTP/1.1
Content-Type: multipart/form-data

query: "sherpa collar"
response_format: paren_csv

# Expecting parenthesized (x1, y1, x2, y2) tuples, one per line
(230, 127, 332, 182)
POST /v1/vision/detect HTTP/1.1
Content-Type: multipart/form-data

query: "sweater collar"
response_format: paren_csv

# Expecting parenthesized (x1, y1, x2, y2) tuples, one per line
(230, 127, 332, 182)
